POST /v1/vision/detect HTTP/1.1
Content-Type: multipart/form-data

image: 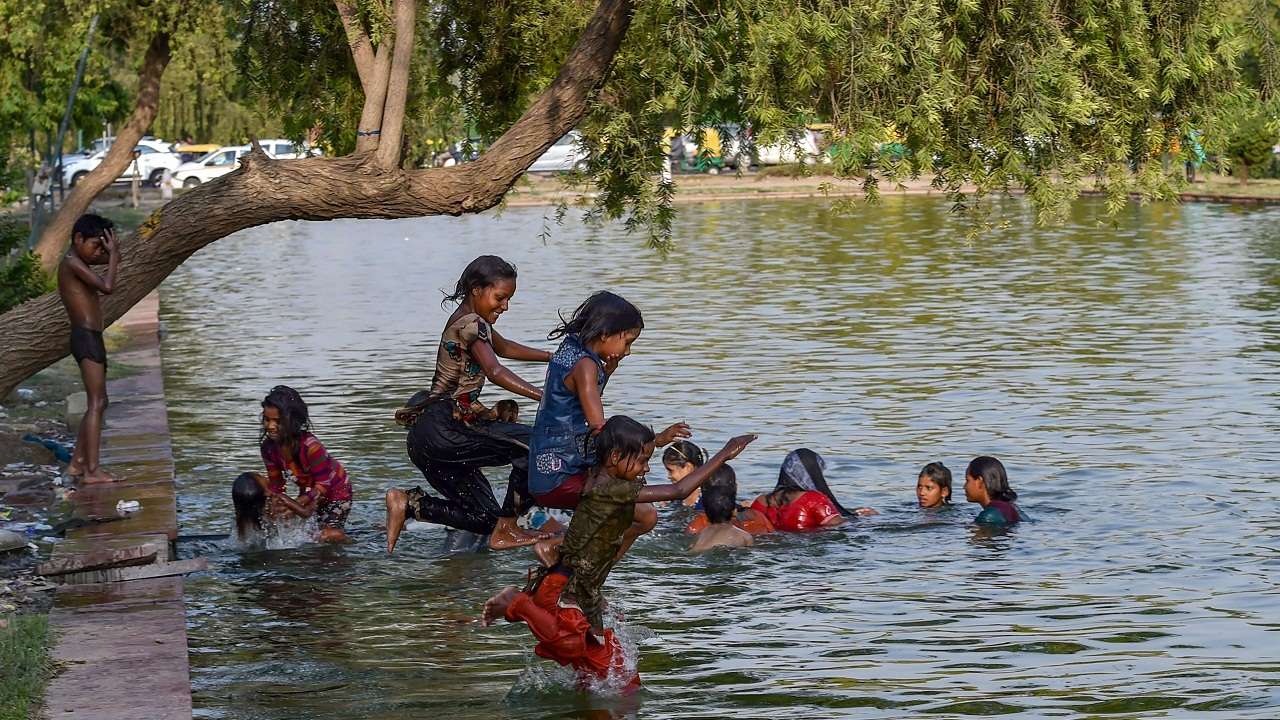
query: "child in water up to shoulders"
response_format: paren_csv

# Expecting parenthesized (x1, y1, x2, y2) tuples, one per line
(916, 461, 952, 509)
(689, 464, 755, 553)
(964, 455, 1025, 527)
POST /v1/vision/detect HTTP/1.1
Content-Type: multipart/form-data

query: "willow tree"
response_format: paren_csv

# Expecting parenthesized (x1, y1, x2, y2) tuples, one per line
(0, 0, 1248, 396)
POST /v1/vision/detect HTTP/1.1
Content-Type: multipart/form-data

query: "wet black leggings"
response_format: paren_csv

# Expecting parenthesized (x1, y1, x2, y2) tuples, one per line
(404, 402, 534, 535)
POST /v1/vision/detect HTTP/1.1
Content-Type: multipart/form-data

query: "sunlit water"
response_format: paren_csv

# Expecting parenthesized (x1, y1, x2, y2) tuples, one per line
(160, 196, 1280, 719)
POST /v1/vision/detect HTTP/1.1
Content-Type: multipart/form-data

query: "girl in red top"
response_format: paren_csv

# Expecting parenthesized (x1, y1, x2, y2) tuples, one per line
(254, 386, 353, 543)
(750, 449, 875, 531)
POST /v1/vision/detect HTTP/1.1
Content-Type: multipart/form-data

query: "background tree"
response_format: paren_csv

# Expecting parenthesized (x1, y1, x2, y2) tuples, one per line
(0, 0, 1257, 397)
(1226, 113, 1278, 182)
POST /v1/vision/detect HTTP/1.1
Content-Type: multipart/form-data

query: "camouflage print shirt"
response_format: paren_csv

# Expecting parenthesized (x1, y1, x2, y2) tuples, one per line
(558, 472, 643, 629)
(429, 312, 491, 416)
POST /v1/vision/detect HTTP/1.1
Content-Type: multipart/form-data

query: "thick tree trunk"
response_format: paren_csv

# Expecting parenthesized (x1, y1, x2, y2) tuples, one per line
(375, 0, 417, 168)
(32, 33, 172, 274)
(0, 0, 635, 399)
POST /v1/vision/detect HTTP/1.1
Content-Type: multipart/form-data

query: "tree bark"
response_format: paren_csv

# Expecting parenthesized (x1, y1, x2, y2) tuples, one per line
(32, 33, 172, 275)
(335, 0, 376, 93)
(0, 0, 635, 399)
(375, 0, 417, 168)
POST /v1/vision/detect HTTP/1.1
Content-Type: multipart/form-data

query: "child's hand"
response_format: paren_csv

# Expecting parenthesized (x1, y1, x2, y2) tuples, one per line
(719, 434, 757, 460)
(855, 507, 879, 516)
(655, 422, 692, 446)
(102, 228, 118, 254)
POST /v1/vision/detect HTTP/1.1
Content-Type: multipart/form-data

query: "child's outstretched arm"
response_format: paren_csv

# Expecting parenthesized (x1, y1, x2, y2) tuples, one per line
(471, 340, 543, 402)
(638, 434, 757, 503)
(490, 329, 552, 363)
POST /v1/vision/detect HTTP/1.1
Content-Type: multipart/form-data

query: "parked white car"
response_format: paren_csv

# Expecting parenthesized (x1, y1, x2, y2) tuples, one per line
(172, 139, 316, 188)
(527, 131, 586, 173)
(62, 138, 182, 188)
(722, 129, 825, 167)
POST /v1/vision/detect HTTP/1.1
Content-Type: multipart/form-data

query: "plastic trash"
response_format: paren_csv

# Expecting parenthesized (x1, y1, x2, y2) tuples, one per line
(21, 433, 73, 463)
(116, 499, 142, 514)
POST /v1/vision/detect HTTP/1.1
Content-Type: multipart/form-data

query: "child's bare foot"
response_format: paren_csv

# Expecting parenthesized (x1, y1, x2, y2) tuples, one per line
(483, 586, 519, 626)
(81, 467, 118, 484)
(385, 488, 408, 555)
(533, 537, 562, 567)
(65, 460, 85, 477)
(488, 518, 544, 550)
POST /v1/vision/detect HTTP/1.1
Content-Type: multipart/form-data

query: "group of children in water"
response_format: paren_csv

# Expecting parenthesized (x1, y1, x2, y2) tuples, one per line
(54, 221, 1023, 691)
(54, 211, 1028, 692)
(215, 254, 1027, 691)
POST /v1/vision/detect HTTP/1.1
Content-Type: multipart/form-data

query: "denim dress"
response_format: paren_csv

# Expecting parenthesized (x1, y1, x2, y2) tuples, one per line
(528, 334, 607, 496)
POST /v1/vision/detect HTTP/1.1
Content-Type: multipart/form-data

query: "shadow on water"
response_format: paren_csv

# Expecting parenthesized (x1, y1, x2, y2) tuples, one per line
(162, 196, 1280, 719)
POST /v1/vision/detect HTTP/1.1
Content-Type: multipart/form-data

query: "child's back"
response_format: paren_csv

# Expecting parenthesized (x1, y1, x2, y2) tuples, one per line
(689, 465, 753, 553)
(690, 522, 752, 553)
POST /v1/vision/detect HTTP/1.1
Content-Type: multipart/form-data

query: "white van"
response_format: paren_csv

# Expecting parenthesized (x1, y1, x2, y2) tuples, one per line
(172, 140, 316, 188)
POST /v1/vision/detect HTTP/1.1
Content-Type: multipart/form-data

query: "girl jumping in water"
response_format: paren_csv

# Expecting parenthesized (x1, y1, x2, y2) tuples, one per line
(385, 256, 552, 553)
(527, 291, 690, 560)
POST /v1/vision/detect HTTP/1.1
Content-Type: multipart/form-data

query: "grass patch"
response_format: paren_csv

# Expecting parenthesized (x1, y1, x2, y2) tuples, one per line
(0, 613, 52, 720)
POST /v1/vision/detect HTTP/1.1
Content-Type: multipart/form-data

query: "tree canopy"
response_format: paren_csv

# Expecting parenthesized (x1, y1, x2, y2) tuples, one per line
(0, 0, 1273, 396)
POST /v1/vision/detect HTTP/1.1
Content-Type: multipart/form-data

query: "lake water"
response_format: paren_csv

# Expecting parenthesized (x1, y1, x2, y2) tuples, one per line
(160, 195, 1280, 719)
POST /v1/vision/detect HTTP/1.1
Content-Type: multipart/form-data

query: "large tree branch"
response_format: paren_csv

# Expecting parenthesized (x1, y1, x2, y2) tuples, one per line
(32, 32, 172, 274)
(0, 0, 635, 398)
(374, 0, 416, 167)
(335, 0, 376, 94)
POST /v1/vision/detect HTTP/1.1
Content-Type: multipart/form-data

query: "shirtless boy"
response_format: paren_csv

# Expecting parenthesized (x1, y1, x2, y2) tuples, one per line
(58, 214, 119, 484)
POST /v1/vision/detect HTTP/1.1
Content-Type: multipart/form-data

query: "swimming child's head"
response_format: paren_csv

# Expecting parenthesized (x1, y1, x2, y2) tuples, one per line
(916, 461, 952, 508)
(493, 399, 519, 423)
(703, 464, 738, 524)
(594, 415, 655, 482)
(71, 213, 114, 264)
(549, 291, 644, 364)
(964, 456, 1016, 504)
(775, 448, 853, 517)
(232, 472, 266, 540)
(443, 255, 518, 324)
(260, 385, 311, 448)
(662, 440, 706, 483)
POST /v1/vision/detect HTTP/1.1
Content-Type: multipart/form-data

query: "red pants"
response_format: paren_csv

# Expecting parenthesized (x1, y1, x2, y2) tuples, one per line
(505, 572, 640, 692)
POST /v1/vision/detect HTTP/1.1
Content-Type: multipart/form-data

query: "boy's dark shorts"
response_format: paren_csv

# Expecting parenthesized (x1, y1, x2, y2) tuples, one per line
(316, 499, 351, 529)
(70, 326, 107, 369)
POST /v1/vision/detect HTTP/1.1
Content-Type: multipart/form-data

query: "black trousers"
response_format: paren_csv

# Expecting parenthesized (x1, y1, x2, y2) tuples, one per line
(404, 400, 533, 535)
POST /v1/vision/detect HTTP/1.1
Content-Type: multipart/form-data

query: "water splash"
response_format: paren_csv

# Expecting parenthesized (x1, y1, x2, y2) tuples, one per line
(506, 600, 655, 698)
(232, 515, 321, 551)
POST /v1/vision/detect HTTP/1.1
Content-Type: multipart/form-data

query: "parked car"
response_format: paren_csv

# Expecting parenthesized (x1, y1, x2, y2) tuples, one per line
(527, 131, 586, 173)
(722, 128, 825, 167)
(61, 138, 182, 188)
(171, 139, 317, 188)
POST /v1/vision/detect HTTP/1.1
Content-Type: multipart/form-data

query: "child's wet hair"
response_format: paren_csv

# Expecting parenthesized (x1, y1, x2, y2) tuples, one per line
(548, 291, 644, 346)
(493, 399, 519, 421)
(71, 213, 113, 242)
(232, 472, 265, 539)
(919, 461, 953, 503)
(442, 255, 517, 308)
(966, 456, 1017, 502)
(594, 415, 655, 467)
(703, 464, 737, 524)
(662, 440, 705, 468)
(260, 385, 311, 447)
